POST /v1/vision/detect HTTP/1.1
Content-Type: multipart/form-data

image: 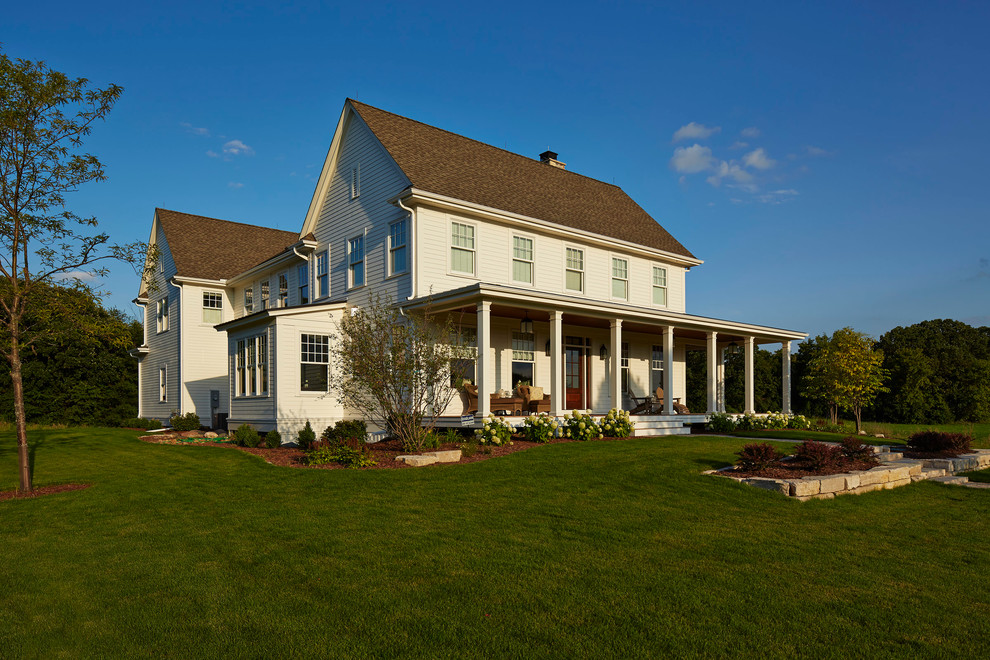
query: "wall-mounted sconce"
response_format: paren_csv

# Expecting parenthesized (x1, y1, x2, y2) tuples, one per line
(520, 313, 534, 335)
(545, 340, 551, 356)
(599, 344, 608, 360)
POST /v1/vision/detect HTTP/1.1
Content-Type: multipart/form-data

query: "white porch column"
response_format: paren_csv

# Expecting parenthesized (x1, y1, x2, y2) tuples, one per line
(744, 336, 755, 414)
(663, 325, 675, 415)
(782, 340, 792, 415)
(706, 331, 718, 413)
(549, 310, 564, 416)
(477, 301, 491, 418)
(717, 346, 726, 413)
(610, 319, 623, 410)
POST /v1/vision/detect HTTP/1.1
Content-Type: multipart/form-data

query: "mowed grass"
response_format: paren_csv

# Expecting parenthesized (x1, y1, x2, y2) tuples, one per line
(2, 429, 989, 658)
(721, 421, 990, 449)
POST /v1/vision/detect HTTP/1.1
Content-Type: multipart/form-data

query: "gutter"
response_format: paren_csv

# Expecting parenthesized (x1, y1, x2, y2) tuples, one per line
(226, 238, 318, 286)
(395, 194, 418, 299)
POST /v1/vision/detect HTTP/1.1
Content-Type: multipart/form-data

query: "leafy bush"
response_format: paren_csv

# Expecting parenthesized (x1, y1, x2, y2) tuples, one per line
(735, 413, 767, 432)
(297, 421, 316, 450)
(735, 443, 784, 471)
(305, 442, 376, 468)
(442, 428, 462, 445)
(794, 440, 844, 470)
(600, 409, 633, 437)
(838, 436, 872, 460)
(521, 414, 559, 443)
(812, 419, 846, 434)
(707, 412, 736, 433)
(265, 429, 282, 449)
(123, 417, 162, 430)
(460, 437, 478, 457)
(907, 431, 972, 454)
(169, 411, 201, 432)
(234, 424, 260, 448)
(764, 412, 789, 430)
(787, 415, 810, 430)
(563, 410, 601, 441)
(321, 420, 368, 444)
(475, 415, 513, 446)
(420, 431, 442, 450)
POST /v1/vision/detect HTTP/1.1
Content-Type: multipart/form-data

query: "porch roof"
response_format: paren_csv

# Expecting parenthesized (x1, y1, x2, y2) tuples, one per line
(402, 283, 806, 344)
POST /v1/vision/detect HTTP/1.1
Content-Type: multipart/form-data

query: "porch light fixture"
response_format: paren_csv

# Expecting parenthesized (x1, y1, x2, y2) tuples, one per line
(520, 313, 534, 335)
(599, 344, 608, 360)
(728, 341, 741, 355)
(545, 340, 551, 356)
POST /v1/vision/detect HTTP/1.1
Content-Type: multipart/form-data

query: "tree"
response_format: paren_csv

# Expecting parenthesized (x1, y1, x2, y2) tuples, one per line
(803, 327, 888, 433)
(331, 295, 467, 451)
(0, 50, 143, 492)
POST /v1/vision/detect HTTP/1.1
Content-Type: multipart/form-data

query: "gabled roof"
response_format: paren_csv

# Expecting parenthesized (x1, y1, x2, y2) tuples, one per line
(155, 208, 299, 281)
(348, 100, 696, 259)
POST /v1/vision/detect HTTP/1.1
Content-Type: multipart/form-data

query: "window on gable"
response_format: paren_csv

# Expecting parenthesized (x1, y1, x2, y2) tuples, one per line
(389, 219, 407, 275)
(301, 333, 330, 392)
(244, 287, 254, 313)
(565, 248, 584, 292)
(157, 298, 169, 333)
(351, 165, 360, 199)
(612, 257, 628, 300)
(652, 266, 667, 306)
(348, 236, 365, 288)
(261, 280, 270, 310)
(278, 273, 288, 307)
(512, 236, 534, 284)
(317, 250, 329, 298)
(450, 222, 475, 274)
(203, 292, 222, 324)
(159, 365, 167, 402)
(297, 264, 309, 305)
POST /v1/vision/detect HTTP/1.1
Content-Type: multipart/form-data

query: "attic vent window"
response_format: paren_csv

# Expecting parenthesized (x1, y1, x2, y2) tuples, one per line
(539, 150, 566, 170)
(350, 165, 360, 198)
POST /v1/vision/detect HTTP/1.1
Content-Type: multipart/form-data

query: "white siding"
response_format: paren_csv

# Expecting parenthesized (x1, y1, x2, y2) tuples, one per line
(178, 283, 232, 424)
(140, 223, 180, 422)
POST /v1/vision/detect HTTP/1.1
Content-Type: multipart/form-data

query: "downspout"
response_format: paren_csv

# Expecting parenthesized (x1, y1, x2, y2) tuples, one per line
(396, 196, 417, 300)
(167, 277, 183, 414)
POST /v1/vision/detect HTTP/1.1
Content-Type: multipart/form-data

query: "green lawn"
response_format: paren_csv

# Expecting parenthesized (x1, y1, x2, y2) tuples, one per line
(2, 429, 990, 657)
(721, 421, 990, 448)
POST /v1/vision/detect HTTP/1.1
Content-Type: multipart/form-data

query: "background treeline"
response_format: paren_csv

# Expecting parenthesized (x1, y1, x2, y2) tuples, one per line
(0, 282, 140, 426)
(686, 319, 990, 423)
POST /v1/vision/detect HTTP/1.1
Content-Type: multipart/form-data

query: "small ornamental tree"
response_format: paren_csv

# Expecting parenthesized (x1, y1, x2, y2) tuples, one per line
(331, 294, 466, 451)
(802, 328, 888, 433)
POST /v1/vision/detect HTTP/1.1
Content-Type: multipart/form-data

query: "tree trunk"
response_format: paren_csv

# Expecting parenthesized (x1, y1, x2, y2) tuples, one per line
(854, 405, 862, 435)
(829, 403, 838, 425)
(11, 328, 31, 493)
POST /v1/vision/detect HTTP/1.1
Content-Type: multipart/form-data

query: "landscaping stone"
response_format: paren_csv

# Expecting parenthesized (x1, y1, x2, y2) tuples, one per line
(204, 432, 218, 439)
(874, 433, 885, 438)
(744, 478, 789, 495)
(844, 473, 861, 489)
(859, 468, 890, 487)
(818, 475, 847, 494)
(395, 455, 439, 467)
(789, 479, 820, 497)
(930, 475, 969, 486)
(424, 450, 462, 463)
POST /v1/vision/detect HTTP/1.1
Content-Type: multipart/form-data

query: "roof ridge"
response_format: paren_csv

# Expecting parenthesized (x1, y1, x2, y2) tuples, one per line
(347, 99, 624, 190)
(156, 208, 297, 235)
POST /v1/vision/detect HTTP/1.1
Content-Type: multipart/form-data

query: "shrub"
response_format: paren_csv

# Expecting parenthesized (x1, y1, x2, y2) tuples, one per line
(838, 436, 872, 460)
(123, 417, 162, 430)
(475, 415, 513, 446)
(764, 412, 789, 430)
(600, 409, 633, 438)
(735, 413, 767, 432)
(707, 412, 736, 433)
(265, 429, 282, 449)
(787, 415, 810, 430)
(907, 431, 972, 455)
(736, 443, 784, 471)
(563, 410, 601, 441)
(794, 440, 844, 470)
(442, 428, 462, 445)
(169, 411, 201, 432)
(234, 424, 261, 448)
(305, 443, 377, 468)
(460, 437, 478, 457)
(521, 414, 559, 443)
(421, 431, 442, 450)
(321, 420, 368, 444)
(812, 419, 846, 434)
(297, 421, 317, 450)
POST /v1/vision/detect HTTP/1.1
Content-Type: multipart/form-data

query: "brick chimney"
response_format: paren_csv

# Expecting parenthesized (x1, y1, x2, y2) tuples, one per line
(539, 150, 566, 169)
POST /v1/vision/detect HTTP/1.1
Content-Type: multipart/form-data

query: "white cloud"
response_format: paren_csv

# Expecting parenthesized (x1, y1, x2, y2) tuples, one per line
(206, 150, 219, 158)
(670, 144, 716, 173)
(180, 122, 210, 136)
(672, 122, 721, 142)
(743, 147, 776, 170)
(740, 127, 761, 138)
(706, 160, 753, 187)
(805, 145, 832, 157)
(223, 139, 255, 156)
(729, 141, 749, 150)
(755, 189, 800, 204)
(228, 182, 244, 189)
(54, 270, 97, 282)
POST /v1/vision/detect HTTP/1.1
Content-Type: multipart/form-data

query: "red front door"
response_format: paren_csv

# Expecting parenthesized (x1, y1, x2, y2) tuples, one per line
(565, 346, 584, 409)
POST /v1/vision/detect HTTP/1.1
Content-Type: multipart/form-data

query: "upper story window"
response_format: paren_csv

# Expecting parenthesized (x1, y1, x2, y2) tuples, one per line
(389, 219, 407, 275)
(156, 298, 169, 333)
(316, 250, 329, 298)
(297, 264, 309, 305)
(203, 292, 222, 323)
(611, 257, 629, 300)
(261, 280, 270, 310)
(565, 248, 584, 293)
(278, 273, 288, 307)
(244, 286, 254, 313)
(350, 165, 360, 199)
(512, 236, 534, 284)
(652, 266, 667, 306)
(159, 365, 167, 402)
(301, 333, 330, 392)
(348, 236, 365, 288)
(450, 222, 475, 275)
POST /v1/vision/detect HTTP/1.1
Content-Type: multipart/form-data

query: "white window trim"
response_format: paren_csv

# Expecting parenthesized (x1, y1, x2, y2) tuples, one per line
(278, 272, 289, 308)
(448, 218, 478, 278)
(651, 263, 669, 308)
(244, 286, 254, 313)
(156, 298, 169, 333)
(261, 280, 270, 310)
(202, 291, 223, 324)
(316, 249, 330, 298)
(235, 333, 271, 398)
(387, 218, 408, 278)
(347, 234, 366, 290)
(300, 332, 331, 394)
(610, 254, 629, 302)
(297, 263, 309, 305)
(510, 233, 535, 286)
(159, 365, 167, 402)
(563, 244, 585, 294)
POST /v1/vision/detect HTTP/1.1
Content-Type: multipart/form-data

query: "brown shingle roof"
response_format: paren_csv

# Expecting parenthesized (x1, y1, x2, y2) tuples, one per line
(156, 209, 299, 281)
(349, 100, 696, 259)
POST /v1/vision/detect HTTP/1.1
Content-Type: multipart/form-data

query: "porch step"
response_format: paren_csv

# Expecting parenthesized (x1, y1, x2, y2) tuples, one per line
(631, 417, 692, 437)
(930, 475, 970, 486)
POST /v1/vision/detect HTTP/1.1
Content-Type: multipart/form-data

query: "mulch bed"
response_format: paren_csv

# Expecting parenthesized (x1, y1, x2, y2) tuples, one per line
(139, 434, 622, 469)
(0, 483, 92, 501)
(729, 456, 880, 479)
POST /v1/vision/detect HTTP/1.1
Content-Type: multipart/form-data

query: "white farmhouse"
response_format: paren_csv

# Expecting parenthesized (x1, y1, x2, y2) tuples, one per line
(132, 99, 806, 437)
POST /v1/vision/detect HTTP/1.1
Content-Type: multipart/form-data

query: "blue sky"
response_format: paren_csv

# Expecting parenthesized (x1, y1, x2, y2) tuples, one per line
(5, 0, 989, 339)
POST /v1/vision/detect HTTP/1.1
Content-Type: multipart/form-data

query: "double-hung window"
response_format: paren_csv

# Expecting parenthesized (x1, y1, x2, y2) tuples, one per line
(244, 287, 254, 313)
(651, 345, 664, 392)
(297, 264, 309, 304)
(278, 274, 288, 307)
(621, 342, 630, 394)
(159, 365, 167, 402)
(316, 250, 329, 298)
(348, 237, 364, 288)
(247, 338, 257, 396)
(389, 219, 407, 275)
(611, 257, 629, 300)
(450, 222, 475, 274)
(449, 326, 477, 387)
(652, 266, 667, 306)
(565, 248, 584, 292)
(202, 292, 222, 323)
(512, 236, 534, 284)
(156, 298, 169, 333)
(300, 334, 330, 392)
(258, 334, 268, 395)
(235, 335, 268, 396)
(261, 280, 270, 310)
(236, 340, 246, 395)
(511, 331, 535, 389)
